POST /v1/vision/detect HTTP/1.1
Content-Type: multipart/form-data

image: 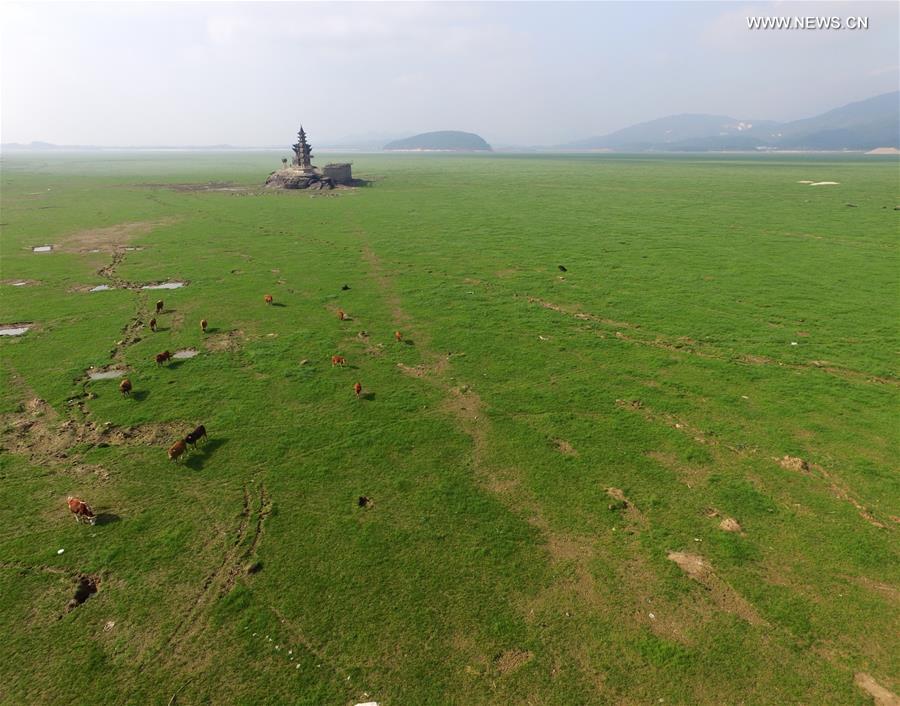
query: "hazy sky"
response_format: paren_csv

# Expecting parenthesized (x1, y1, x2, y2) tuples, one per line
(2, 1, 897, 146)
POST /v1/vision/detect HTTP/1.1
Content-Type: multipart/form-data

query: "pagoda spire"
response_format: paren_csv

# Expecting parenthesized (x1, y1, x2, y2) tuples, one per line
(292, 125, 313, 170)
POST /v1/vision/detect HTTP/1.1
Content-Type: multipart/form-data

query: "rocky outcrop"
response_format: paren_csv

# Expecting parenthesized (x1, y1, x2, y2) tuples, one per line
(264, 168, 334, 190)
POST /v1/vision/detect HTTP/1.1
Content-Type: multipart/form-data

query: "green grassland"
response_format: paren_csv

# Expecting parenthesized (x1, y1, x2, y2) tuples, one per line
(0, 152, 897, 705)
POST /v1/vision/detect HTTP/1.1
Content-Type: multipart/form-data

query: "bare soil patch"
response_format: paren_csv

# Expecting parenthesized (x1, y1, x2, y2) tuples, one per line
(58, 218, 176, 254)
(1, 395, 187, 470)
(719, 518, 743, 533)
(554, 438, 578, 456)
(396, 356, 450, 379)
(780, 455, 810, 472)
(204, 330, 244, 353)
(854, 673, 900, 706)
(606, 487, 647, 528)
(494, 649, 533, 675)
(667, 551, 767, 626)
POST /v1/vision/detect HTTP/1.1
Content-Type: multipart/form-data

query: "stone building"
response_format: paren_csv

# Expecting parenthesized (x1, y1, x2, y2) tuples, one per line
(323, 163, 353, 185)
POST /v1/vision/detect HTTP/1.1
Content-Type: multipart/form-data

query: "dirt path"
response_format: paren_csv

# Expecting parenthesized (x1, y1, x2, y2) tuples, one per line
(525, 294, 898, 388)
(615, 399, 891, 530)
(356, 239, 694, 698)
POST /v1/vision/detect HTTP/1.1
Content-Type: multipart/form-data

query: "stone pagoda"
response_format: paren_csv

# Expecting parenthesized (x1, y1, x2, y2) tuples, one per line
(264, 124, 334, 190)
(291, 126, 314, 173)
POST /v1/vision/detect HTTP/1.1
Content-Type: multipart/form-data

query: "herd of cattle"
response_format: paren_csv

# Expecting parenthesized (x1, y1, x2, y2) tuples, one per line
(66, 294, 385, 523)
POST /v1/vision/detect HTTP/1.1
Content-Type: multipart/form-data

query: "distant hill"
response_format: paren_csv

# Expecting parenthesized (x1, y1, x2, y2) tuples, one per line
(384, 131, 492, 152)
(565, 92, 899, 152)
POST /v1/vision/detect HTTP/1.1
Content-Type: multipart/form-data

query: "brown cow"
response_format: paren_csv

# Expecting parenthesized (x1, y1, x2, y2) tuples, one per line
(200, 319, 208, 332)
(394, 331, 403, 343)
(168, 439, 187, 462)
(354, 381, 362, 398)
(155, 350, 172, 366)
(119, 378, 132, 397)
(331, 355, 346, 367)
(156, 300, 164, 314)
(149, 318, 157, 332)
(67, 496, 96, 525)
(337, 309, 348, 321)
(264, 294, 273, 305)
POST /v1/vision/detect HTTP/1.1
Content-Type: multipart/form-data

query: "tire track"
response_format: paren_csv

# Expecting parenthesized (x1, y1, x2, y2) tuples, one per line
(146, 482, 271, 669)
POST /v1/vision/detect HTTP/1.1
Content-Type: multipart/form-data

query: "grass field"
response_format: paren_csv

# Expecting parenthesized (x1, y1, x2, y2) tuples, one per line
(1, 151, 897, 705)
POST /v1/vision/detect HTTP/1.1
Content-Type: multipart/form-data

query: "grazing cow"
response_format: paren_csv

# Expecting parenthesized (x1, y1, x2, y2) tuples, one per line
(337, 309, 347, 321)
(264, 294, 273, 305)
(67, 496, 96, 525)
(149, 318, 157, 332)
(119, 378, 132, 397)
(200, 319, 208, 333)
(185, 424, 207, 447)
(155, 350, 172, 366)
(394, 331, 403, 343)
(156, 300, 164, 314)
(354, 381, 362, 398)
(341, 284, 351, 291)
(168, 439, 187, 462)
(331, 355, 346, 367)
(558, 265, 567, 272)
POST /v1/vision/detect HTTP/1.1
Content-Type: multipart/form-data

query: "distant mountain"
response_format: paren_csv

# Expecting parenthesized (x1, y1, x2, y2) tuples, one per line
(566, 115, 779, 151)
(565, 92, 899, 152)
(774, 92, 900, 149)
(384, 131, 492, 152)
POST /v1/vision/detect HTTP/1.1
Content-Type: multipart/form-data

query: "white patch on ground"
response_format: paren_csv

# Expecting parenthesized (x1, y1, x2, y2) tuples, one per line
(87, 368, 127, 380)
(172, 349, 199, 359)
(797, 180, 814, 184)
(33, 245, 53, 252)
(809, 181, 839, 186)
(142, 281, 186, 290)
(89, 285, 112, 292)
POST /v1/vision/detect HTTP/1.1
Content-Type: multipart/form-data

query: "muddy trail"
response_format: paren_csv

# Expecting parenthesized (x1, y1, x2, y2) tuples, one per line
(524, 295, 898, 388)
(615, 399, 892, 530)
(64, 245, 174, 415)
(357, 236, 702, 700)
(357, 238, 897, 701)
(95, 247, 157, 363)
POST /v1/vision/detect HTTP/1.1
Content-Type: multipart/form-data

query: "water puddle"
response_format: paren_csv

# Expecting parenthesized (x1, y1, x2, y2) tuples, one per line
(87, 368, 127, 380)
(33, 245, 53, 253)
(0, 323, 32, 336)
(142, 281, 186, 290)
(172, 349, 198, 359)
(89, 285, 112, 292)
